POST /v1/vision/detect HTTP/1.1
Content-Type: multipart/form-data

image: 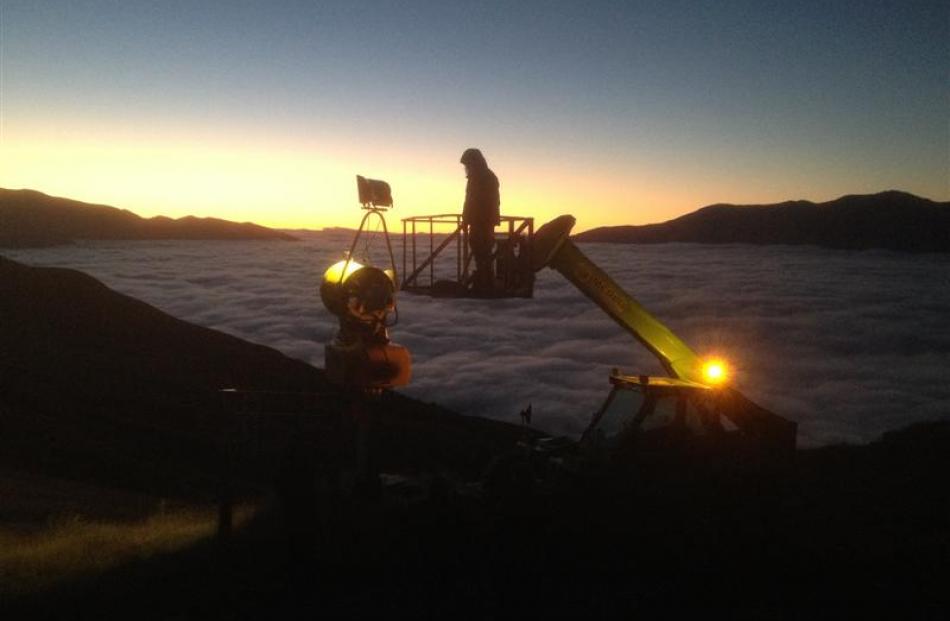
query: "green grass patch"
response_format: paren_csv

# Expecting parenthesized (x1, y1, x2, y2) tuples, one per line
(0, 505, 256, 597)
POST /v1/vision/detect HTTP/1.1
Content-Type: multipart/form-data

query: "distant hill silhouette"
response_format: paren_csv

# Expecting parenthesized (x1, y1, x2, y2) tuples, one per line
(574, 191, 950, 252)
(0, 188, 297, 247)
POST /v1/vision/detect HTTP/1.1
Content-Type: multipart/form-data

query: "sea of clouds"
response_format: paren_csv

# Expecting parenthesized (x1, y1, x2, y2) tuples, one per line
(6, 231, 949, 446)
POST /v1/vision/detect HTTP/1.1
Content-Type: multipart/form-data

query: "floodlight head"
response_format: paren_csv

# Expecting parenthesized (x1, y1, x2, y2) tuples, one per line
(356, 175, 393, 208)
(320, 258, 410, 389)
(320, 259, 395, 326)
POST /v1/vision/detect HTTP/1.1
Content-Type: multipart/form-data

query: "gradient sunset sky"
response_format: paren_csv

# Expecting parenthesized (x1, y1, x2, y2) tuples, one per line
(1, 1, 946, 231)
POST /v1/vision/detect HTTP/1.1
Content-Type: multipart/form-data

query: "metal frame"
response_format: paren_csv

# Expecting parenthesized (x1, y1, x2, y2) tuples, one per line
(342, 206, 399, 286)
(400, 214, 535, 297)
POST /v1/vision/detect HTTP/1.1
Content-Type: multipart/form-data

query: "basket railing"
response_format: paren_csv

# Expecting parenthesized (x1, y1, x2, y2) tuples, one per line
(401, 214, 534, 294)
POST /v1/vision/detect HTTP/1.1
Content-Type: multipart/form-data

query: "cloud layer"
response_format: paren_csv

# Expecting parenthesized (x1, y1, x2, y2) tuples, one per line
(8, 232, 949, 446)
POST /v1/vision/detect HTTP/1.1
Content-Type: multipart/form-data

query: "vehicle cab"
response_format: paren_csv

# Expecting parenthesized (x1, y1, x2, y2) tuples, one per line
(581, 371, 736, 460)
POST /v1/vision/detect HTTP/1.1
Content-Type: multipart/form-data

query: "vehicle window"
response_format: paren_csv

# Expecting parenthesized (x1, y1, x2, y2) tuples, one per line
(640, 394, 680, 432)
(720, 411, 739, 432)
(685, 398, 706, 435)
(591, 387, 645, 443)
(689, 396, 739, 433)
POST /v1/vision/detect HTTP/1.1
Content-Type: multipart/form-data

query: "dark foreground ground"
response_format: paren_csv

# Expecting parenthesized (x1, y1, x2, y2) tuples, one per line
(4, 419, 949, 619)
(2, 255, 948, 618)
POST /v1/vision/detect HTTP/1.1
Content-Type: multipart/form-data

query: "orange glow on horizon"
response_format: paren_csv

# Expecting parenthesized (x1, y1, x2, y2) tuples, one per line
(1, 120, 885, 232)
(0, 118, 730, 231)
(0, 150, 705, 232)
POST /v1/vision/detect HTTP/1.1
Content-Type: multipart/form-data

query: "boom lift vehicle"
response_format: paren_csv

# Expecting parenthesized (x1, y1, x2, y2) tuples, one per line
(528, 215, 797, 468)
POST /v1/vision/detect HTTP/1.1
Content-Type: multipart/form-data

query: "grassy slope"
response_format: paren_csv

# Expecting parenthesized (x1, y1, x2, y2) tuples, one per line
(0, 501, 256, 599)
(0, 253, 534, 609)
(0, 255, 527, 495)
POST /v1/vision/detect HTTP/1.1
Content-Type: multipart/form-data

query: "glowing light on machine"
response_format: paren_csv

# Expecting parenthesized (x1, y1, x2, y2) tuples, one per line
(323, 258, 365, 285)
(701, 358, 729, 385)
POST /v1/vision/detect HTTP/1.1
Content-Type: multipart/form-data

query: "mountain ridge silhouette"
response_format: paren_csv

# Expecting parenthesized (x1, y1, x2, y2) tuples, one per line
(0, 188, 297, 248)
(574, 190, 950, 252)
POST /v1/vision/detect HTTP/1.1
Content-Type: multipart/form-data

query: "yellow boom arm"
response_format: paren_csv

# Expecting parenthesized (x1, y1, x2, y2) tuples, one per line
(533, 215, 797, 453)
(533, 215, 704, 384)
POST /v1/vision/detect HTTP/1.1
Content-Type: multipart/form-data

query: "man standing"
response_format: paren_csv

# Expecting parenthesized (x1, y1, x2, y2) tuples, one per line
(460, 148, 500, 295)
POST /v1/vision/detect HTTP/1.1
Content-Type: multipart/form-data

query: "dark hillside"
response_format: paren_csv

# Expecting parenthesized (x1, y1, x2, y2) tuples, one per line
(0, 188, 297, 247)
(575, 191, 950, 252)
(0, 256, 525, 496)
(0, 255, 324, 494)
(2, 256, 948, 616)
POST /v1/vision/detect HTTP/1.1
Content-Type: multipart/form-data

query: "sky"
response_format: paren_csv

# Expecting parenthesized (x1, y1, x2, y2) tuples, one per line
(1, 0, 947, 231)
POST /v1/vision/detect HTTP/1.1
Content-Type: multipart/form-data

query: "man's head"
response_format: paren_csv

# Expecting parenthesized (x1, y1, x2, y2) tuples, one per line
(460, 148, 488, 174)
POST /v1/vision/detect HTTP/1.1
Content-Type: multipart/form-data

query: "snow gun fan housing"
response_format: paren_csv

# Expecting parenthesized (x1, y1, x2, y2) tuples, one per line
(319, 176, 410, 390)
(321, 260, 410, 389)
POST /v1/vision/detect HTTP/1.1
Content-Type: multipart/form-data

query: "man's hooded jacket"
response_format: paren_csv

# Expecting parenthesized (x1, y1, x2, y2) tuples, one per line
(461, 148, 500, 227)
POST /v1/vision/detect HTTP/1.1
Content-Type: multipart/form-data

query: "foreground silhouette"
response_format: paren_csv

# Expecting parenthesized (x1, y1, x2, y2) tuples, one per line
(1, 256, 947, 617)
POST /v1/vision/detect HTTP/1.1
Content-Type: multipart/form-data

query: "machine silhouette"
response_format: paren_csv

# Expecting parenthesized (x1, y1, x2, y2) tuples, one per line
(322, 176, 795, 467)
(530, 215, 796, 463)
